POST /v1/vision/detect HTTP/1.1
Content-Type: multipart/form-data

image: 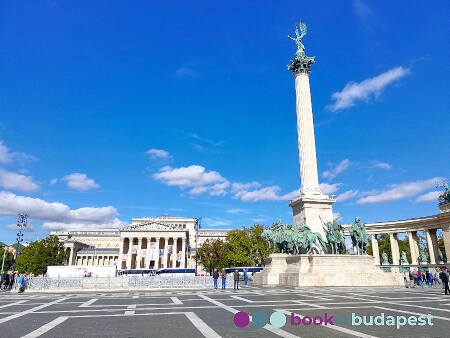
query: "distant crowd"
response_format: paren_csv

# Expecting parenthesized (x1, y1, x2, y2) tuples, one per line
(407, 267, 450, 294)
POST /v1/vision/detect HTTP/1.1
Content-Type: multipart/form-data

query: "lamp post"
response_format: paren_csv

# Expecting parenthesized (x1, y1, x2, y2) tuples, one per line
(13, 213, 28, 272)
(194, 217, 202, 276)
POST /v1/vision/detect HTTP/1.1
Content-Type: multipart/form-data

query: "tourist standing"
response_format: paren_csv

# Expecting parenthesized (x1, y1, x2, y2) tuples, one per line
(426, 271, 431, 287)
(411, 269, 418, 287)
(233, 269, 239, 290)
(221, 269, 226, 289)
(439, 268, 449, 295)
(408, 271, 414, 288)
(417, 271, 424, 288)
(213, 269, 219, 289)
(244, 268, 248, 286)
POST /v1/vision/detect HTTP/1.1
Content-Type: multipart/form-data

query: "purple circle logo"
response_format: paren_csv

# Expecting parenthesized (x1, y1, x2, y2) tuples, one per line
(234, 311, 250, 328)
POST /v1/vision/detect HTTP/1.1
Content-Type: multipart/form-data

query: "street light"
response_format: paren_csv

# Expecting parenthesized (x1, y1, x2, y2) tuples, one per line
(194, 217, 202, 276)
(13, 213, 28, 272)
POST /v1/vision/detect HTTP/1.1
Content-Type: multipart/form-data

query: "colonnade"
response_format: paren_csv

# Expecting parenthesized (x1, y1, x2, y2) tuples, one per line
(119, 236, 187, 270)
(76, 255, 119, 266)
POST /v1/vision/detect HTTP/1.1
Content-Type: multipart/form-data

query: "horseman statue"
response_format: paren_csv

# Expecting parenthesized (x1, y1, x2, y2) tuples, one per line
(349, 217, 369, 255)
(436, 181, 450, 204)
(321, 217, 346, 254)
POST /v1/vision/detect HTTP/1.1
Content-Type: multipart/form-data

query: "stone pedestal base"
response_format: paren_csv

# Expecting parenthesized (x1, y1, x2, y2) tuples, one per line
(254, 254, 404, 287)
(288, 194, 335, 241)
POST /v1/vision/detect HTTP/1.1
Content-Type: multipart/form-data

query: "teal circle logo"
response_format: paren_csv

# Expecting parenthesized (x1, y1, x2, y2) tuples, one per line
(270, 311, 287, 328)
(252, 312, 268, 328)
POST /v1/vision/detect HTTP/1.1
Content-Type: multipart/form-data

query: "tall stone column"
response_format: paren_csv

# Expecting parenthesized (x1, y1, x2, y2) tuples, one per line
(136, 237, 143, 269)
(425, 229, 438, 264)
(68, 247, 74, 266)
(442, 225, 450, 263)
(371, 234, 380, 265)
(145, 238, 152, 268)
(126, 238, 133, 270)
(181, 238, 186, 268)
(408, 232, 419, 265)
(155, 237, 161, 269)
(163, 237, 169, 268)
(389, 233, 400, 265)
(286, 23, 335, 239)
(118, 237, 125, 269)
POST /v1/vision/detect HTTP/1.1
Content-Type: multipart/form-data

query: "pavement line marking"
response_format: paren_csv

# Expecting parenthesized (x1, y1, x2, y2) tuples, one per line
(278, 309, 378, 338)
(21, 316, 70, 338)
(231, 296, 253, 303)
(132, 293, 139, 299)
(124, 311, 135, 315)
(79, 298, 98, 307)
(171, 297, 183, 305)
(0, 297, 69, 324)
(127, 305, 136, 309)
(292, 300, 325, 308)
(374, 306, 450, 322)
(199, 294, 299, 338)
(0, 300, 27, 308)
(184, 312, 221, 338)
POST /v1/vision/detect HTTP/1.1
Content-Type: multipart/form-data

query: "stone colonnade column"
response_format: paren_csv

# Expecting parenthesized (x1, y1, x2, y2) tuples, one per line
(145, 237, 151, 269)
(68, 247, 74, 265)
(136, 237, 143, 269)
(155, 237, 161, 269)
(443, 225, 450, 262)
(181, 238, 186, 268)
(118, 237, 125, 269)
(425, 229, 439, 264)
(371, 234, 380, 265)
(126, 238, 133, 270)
(163, 237, 169, 268)
(409, 231, 420, 265)
(389, 233, 400, 265)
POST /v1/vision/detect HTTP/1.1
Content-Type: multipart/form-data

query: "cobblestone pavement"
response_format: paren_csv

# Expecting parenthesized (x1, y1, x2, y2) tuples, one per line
(0, 284, 449, 337)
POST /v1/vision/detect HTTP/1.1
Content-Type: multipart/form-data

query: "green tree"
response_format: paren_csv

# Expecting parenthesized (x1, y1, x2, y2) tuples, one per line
(377, 234, 392, 263)
(0, 248, 15, 272)
(16, 235, 68, 275)
(195, 239, 228, 274)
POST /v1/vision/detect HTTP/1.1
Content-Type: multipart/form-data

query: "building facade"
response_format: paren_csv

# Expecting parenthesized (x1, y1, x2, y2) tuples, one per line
(51, 215, 231, 273)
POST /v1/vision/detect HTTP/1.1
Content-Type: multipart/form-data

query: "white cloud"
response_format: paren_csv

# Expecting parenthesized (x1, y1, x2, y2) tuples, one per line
(357, 177, 445, 204)
(252, 218, 266, 223)
(322, 159, 351, 180)
(203, 218, 231, 227)
(146, 149, 171, 160)
(154, 165, 226, 188)
(0, 168, 39, 193)
(336, 190, 360, 202)
(189, 181, 230, 196)
(4, 223, 36, 232)
(42, 218, 128, 231)
(175, 67, 200, 79)
(231, 182, 261, 194)
(0, 140, 36, 164)
(332, 212, 342, 221)
(353, 0, 373, 28)
(415, 191, 441, 203)
(327, 66, 410, 111)
(227, 208, 249, 215)
(0, 191, 128, 231)
(371, 160, 392, 169)
(319, 183, 341, 195)
(236, 186, 299, 202)
(62, 173, 100, 191)
(50, 178, 58, 185)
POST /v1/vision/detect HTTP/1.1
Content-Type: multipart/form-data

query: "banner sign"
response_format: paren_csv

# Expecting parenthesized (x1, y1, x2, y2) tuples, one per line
(141, 249, 147, 258)
(132, 245, 138, 254)
(122, 254, 128, 261)
(168, 245, 173, 255)
(159, 249, 164, 257)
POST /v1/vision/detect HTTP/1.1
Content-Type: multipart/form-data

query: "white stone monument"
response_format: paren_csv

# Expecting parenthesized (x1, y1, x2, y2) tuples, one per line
(286, 21, 335, 239)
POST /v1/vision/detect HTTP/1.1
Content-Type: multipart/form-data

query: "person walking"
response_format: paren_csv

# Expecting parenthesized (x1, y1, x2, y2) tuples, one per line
(221, 269, 227, 289)
(244, 268, 249, 286)
(411, 269, 418, 287)
(417, 271, 424, 288)
(213, 269, 219, 290)
(408, 271, 414, 288)
(233, 269, 239, 290)
(439, 268, 449, 295)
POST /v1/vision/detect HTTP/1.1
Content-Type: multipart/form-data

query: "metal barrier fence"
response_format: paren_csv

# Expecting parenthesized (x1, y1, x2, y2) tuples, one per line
(24, 274, 237, 290)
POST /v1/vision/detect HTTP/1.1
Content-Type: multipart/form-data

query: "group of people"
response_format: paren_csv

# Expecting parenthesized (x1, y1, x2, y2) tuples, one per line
(212, 268, 249, 290)
(408, 267, 450, 294)
(0, 271, 27, 292)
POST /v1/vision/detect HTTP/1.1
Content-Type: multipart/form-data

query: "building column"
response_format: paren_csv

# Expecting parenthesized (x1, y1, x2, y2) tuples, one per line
(426, 229, 438, 264)
(442, 225, 450, 262)
(409, 231, 420, 265)
(118, 237, 125, 268)
(371, 234, 380, 265)
(126, 238, 133, 270)
(389, 233, 400, 265)
(68, 247, 74, 265)
(181, 238, 186, 268)
(163, 237, 169, 268)
(136, 237, 143, 269)
(155, 237, 161, 269)
(145, 238, 152, 268)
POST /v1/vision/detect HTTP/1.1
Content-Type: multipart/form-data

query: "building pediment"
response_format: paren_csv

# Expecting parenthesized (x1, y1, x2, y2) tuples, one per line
(120, 221, 187, 232)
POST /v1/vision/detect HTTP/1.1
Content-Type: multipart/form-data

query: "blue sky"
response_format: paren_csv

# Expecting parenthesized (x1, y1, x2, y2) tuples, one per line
(0, 1, 448, 244)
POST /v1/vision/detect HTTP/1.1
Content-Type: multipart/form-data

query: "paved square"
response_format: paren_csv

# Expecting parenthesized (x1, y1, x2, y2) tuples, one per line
(1, 285, 449, 337)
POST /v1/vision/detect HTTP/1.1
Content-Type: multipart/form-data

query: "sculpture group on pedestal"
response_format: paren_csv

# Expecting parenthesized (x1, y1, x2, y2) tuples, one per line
(322, 218, 346, 254)
(262, 219, 327, 254)
(348, 217, 369, 255)
(436, 181, 450, 204)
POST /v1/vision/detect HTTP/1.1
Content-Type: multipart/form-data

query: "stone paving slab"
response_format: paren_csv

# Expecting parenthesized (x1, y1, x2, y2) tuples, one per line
(1, 285, 449, 337)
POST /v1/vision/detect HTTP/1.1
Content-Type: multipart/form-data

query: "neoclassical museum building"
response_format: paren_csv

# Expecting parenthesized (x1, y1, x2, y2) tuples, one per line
(51, 215, 231, 272)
